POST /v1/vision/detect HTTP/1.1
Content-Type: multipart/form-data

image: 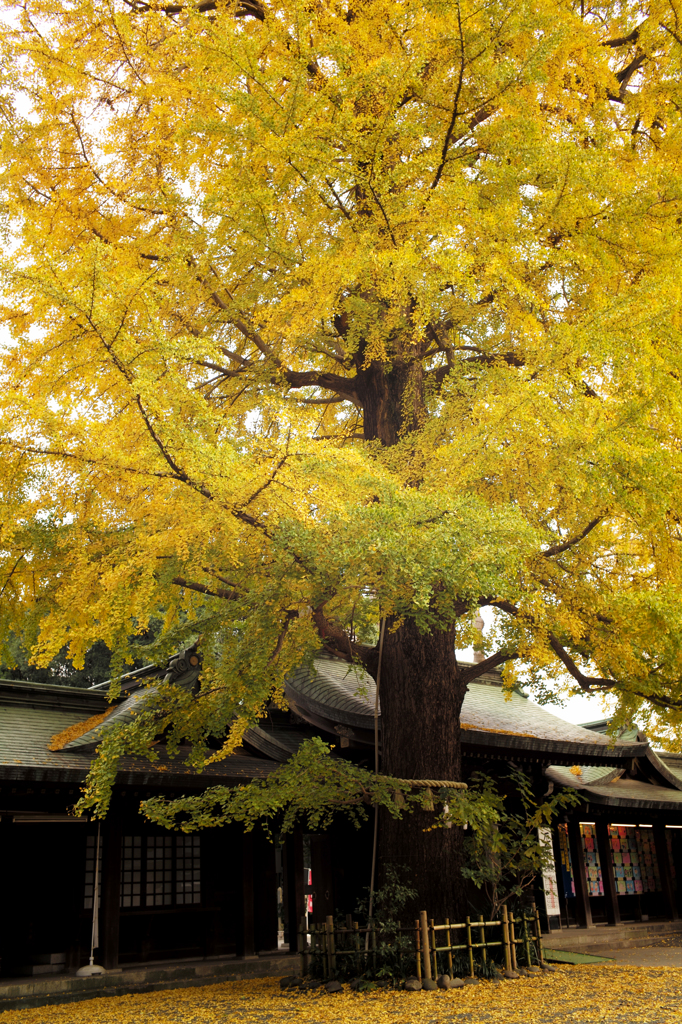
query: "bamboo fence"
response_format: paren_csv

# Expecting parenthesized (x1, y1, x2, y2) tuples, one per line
(298, 903, 546, 980)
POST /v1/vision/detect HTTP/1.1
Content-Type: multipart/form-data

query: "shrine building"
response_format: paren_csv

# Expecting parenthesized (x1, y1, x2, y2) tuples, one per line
(1, 649, 681, 980)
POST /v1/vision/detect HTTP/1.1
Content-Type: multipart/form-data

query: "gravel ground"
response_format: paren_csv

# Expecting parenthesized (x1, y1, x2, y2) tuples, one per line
(1, 967, 682, 1024)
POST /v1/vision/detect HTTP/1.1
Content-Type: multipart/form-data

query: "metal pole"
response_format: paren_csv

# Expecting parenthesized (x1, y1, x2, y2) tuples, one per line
(366, 618, 386, 951)
(91, 822, 101, 963)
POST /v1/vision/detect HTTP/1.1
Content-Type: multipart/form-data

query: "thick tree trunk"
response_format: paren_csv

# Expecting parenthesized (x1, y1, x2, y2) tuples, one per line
(378, 617, 467, 921)
(351, 349, 468, 919)
(357, 358, 425, 444)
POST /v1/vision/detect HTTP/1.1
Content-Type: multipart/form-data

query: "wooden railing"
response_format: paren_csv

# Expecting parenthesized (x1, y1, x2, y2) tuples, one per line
(298, 904, 546, 980)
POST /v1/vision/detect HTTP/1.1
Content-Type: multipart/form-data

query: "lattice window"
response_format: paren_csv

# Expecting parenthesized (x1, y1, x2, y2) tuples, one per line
(120, 836, 142, 908)
(146, 835, 174, 906)
(175, 835, 201, 905)
(117, 834, 202, 909)
(84, 834, 102, 910)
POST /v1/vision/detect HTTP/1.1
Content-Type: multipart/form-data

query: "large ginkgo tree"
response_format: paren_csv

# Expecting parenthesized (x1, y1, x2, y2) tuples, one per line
(2, 0, 682, 913)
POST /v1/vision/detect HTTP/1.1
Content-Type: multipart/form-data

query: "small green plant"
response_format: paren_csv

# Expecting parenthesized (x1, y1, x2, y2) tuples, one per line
(461, 765, 582, 920)
(307, 866, 419, 983)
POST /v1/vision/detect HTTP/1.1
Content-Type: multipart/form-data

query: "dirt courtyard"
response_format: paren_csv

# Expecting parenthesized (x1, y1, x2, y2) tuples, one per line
(1, 967, 681, 1024)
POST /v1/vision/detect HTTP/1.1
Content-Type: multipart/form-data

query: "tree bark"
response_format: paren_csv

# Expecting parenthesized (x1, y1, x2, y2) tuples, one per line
(342, 350, 469, 918)
(377, 617, 467, 920)
(357, 357, 425, 445)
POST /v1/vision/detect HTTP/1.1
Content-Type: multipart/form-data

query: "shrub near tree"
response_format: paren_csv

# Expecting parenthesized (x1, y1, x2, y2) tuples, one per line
(2, 0, 682, 917)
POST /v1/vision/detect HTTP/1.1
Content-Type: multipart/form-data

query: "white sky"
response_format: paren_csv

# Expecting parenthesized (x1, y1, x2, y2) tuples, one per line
(459, 603, 619, 728)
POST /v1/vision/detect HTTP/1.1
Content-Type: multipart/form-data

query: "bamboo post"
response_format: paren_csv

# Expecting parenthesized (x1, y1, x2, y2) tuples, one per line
(326, 915, 336, 977)
(419, 911, 432, 980)
(398, 920, 402, 973)
(532, 903, 546, 966)
(501, 906, 512, 976)
(509, 912, 518, 972)
(415, 919, 422, 981)
(430, 918, 437, 979)
(523, 912, 533, 968)
(478, 914, 487, 968)
(371, 918, 377, 972)
(466, 916, 475, 978)
(445, 917, 453, 977)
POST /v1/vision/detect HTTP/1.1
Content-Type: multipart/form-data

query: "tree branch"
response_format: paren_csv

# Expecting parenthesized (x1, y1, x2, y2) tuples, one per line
(459, 649, 518, 686)
(431, 2, 465, 189)
(171, 576, 239, 601)
(284, 369, 360, 399)
(312, 605, 376, 669)
(601, 27, 640, 47)
(121, 0, 264, 17)
(542, 515, 604, 558)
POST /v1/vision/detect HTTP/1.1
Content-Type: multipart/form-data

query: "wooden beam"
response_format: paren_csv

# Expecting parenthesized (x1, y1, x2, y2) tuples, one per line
(653, 823, 679, 922)
(237, 831, 256, 957)
(567, 819, 593, 928)
(595, 818, 620, 926)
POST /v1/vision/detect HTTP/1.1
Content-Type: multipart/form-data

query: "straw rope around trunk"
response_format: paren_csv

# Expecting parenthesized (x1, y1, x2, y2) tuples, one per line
(393, 779, 468, 788)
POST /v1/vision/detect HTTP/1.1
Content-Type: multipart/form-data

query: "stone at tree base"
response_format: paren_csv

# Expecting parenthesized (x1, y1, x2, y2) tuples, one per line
(304, 979, 323, 990)
(526, 965, 541, 973)
(404, 977, 422, 991)
(436, 974, 451, 989)
(422, 978, 438, 990)
(463, 977, 479, 985)
(325, 980, 344, 993)
(504, 970, 520, 979)
(349, 978, 363, 991)
(450, 977, 465, 988)
(279, 976, 299, 989)
(541, 964, 557, 972)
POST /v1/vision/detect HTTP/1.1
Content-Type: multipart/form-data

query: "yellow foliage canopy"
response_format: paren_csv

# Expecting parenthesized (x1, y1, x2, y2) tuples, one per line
(1, 0, 682, 760)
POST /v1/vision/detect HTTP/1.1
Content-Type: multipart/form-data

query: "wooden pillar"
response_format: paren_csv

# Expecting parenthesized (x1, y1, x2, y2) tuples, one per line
(100, 815, 122, 969)
(310, 834, 334, 924)
(595, 818, 620, 926)
(0, 815, 15, 969)
(253, 829, 278, 953)
(567, 819, 593, 928)
(286, 832, 305, 954)
(236, 830, 256, 957)
(653, 823, 679, 922)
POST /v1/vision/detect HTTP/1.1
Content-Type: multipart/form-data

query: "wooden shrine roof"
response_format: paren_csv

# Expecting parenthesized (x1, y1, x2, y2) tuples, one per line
(0, 679, 277, 787)
(283, 654, 650, 767)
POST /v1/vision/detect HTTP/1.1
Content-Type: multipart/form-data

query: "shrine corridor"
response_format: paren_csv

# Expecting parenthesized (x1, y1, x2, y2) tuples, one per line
(0, 968, 680, 1024)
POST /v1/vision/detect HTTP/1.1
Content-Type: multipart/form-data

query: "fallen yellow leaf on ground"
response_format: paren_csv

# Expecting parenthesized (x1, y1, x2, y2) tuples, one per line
(2, 967, 682, 1024)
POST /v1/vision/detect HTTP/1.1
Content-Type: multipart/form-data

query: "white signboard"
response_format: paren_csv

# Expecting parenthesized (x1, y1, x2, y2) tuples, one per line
(539, 827, 561, 917)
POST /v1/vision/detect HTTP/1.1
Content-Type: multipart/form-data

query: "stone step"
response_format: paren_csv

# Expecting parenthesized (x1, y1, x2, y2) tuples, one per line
(544, 920, 682, 955)
(0, 952, 299, 1013)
